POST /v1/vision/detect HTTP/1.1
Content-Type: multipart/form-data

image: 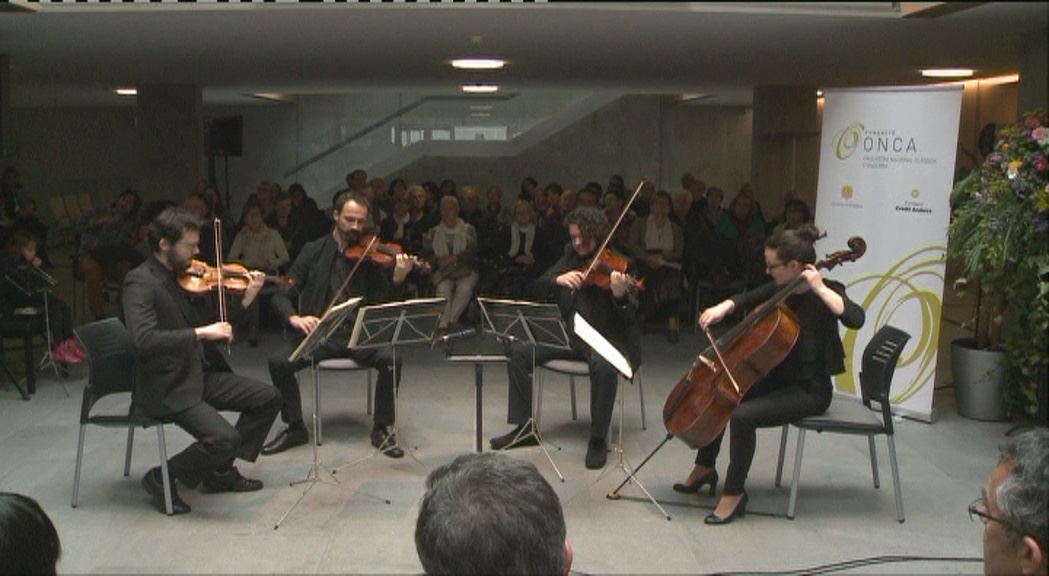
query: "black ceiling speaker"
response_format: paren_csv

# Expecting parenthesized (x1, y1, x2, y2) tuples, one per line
(208, 116, 243, 157)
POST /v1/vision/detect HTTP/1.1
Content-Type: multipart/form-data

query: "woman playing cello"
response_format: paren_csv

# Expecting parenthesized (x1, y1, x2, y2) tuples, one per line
(676, 224, 864, 524)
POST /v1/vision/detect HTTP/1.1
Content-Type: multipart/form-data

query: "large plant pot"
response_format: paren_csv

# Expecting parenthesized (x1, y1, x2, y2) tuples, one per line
(951, 338, 1009, 422)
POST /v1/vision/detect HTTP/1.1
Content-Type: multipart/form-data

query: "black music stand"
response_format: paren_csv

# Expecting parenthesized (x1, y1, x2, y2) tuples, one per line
(441, 307, 508, 454)
(477, 297, 572, 482)
(275, 297, 390, 530)
(5, 266, 68, 393)
(335, 297, 445, 470)
(572, 312, 670, 520)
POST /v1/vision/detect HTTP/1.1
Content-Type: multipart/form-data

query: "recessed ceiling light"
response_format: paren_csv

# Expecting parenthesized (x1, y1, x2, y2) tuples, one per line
(115, 88, 137, 96)
(462, 84, 499, 94)
(451, 58, 505, 70)
(816, 90, 824, 98)
(921, 68, 974, 79)
(469, 105, 493, 111)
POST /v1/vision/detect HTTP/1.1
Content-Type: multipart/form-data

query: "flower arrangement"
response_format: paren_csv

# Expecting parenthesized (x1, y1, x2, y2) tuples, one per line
(948, 109, 1049, 416)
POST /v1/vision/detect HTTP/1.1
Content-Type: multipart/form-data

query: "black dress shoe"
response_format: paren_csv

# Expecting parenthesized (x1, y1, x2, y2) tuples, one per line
(704, 492, 748, 525)
(490, 424, 539, 450)
(585, 437, 608, 469)
(673, 469, 719, 496)
(261, 426, 309, 456)
(199, 466, 264, 494)
(141, 467, 190, 515)
(370, 427, 405, 459)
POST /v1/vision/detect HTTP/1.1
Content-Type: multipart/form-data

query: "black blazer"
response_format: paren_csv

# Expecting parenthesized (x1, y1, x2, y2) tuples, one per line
(123, 256, 233, 417)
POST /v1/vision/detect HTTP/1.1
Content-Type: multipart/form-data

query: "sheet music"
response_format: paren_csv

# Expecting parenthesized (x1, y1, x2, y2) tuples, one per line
(573, 312, 632, 379)
(288, 296, 361, 363)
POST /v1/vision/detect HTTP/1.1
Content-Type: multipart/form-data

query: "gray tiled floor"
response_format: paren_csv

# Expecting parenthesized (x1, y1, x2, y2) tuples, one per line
(0, 265, 1016, 574)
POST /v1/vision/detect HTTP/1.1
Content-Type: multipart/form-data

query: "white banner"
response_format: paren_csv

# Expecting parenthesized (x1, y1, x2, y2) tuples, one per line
(815, 85, 962, 422)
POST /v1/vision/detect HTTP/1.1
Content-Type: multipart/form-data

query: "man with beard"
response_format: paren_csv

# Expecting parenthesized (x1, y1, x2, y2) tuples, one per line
(122, 207, 282, 515)
(263, 191, 416, 458)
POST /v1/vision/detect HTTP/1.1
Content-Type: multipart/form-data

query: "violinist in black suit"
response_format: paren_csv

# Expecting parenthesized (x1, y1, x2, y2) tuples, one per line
(122, 207, 282, 515)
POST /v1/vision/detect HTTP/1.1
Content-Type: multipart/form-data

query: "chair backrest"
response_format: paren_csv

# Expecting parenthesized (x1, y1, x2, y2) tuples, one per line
(73, 318, 137, 423)
(858, 325, 911, 434)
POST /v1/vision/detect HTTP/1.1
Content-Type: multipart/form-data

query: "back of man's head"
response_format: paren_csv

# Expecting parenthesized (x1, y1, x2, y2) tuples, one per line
(997, 428, 1049, 560)
(415, 452, 568, 575)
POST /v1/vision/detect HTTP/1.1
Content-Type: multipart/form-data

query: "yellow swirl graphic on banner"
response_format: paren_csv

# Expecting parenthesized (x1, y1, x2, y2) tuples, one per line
(835, 246, 943, 404)
(834, 122, 865, 160)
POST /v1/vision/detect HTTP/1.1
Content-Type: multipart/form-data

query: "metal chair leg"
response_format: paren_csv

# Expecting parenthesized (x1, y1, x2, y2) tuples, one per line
(123, 425, 135, 476)
(636, 369, 646, 430)
(569, 375, 577, 421)
(775, 424, 790, 487)
(71, 424, 87, 508)
(887, 434, 905, 523)
(868, 435, 880, 488)
(366, 370, 373, 416)
(156, 426, 173, 516)
(787, 428, 807, 520)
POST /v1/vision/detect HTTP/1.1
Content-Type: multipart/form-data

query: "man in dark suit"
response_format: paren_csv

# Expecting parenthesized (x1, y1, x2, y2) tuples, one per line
(122, 207, 282, 515)
(262, 190, 417, 458)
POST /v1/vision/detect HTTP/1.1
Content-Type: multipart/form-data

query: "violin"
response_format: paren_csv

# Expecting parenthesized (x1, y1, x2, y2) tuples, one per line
(578, 248, 644, 292)
(343, 234, 429, 271)
(178, 259, 290, 294)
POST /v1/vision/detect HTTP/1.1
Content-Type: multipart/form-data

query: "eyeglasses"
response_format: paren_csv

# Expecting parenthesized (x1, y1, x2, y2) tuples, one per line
(968, 497, 1028, 537)
(765, 261, 786, 271)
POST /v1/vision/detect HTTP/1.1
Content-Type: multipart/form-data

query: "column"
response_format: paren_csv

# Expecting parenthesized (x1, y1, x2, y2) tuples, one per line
(136, 84, 203, 203)
(751, 86, 820, 217)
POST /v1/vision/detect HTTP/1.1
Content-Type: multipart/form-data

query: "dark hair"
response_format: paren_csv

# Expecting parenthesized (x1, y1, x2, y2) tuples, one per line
(785, 198, 812, 223)
(332, 190, 372, 216)
(287, 183, 306, 197)
(117, 189, 143, 220)
(996, 428, 1049, 550)
(651, 189, 673, 210)
(545, 181, 564, 197)
(5, 229, 37, 253)
(415, 452, 566, 575)
(564, 206, 611, 244)
(148, 206, 202, 253)
(0, 492, 61, 575)
(765, 223, 820, 265)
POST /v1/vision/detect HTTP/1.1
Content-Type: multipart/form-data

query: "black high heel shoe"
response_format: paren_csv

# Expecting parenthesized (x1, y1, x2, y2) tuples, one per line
(704, 492, 748, 525)
(672, 469, 718, 496)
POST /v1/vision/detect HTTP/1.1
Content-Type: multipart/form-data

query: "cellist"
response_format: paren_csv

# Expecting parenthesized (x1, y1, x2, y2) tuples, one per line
(676, 224, 864, 524)
(490, 206, 642, 470)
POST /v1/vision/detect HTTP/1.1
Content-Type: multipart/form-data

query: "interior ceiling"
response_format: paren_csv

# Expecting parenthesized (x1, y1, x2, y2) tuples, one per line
(0, 2, 1045, 108)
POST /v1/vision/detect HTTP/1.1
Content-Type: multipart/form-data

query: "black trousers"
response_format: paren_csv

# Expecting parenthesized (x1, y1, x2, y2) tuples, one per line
(695, 375, 832, 495)
(268, 336, 399, 429)
(506, 339, 618, 440)
(167, 371, 282, 487)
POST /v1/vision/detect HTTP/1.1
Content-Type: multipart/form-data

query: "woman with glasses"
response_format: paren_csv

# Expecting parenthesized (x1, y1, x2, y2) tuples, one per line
(673, 224, 865, 525)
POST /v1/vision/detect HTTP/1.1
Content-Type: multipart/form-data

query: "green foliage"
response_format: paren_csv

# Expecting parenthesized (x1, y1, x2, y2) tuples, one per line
(947, 109, 1049, 417)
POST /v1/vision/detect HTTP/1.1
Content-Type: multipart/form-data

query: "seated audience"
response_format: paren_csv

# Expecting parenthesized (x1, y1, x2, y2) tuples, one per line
(228, 201, 290, 346)
(0, 492, 61, 575)
(973, 427, 1048, 576)
(716, 191, 767, 289)
(75, 188, 142, 320)
(431, 195, 479, 334)
(627, 190, 684, 342)
(771, 198, 813, 234)
(486, 199, 544, 299)
(485, 183, 514, 230)
(415, 452, 571, 576)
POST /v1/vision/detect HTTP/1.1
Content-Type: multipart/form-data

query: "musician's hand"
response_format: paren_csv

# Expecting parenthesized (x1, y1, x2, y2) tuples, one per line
(196, 321, 233, 342)
(699, 300, 735, 330)
(557, 270, 586, 290)
(610, 270, 631, 300)
(799, 264, 826, 293)
(289, 315, 320, 335)
(393, 254, 413, 284)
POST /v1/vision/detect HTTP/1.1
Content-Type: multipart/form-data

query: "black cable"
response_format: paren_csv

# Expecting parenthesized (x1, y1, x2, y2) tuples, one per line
(715, 554, 983, 575)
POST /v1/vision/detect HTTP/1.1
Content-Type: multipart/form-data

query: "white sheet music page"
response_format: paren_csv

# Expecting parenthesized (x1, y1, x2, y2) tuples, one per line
(572, 312, 632, 380)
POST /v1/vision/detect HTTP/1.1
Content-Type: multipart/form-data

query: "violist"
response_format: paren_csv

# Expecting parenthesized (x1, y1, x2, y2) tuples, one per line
(675, 224, 864, 524)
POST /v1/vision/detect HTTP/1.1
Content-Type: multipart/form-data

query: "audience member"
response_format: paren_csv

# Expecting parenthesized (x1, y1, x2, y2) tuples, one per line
(75, 188, 142, 320)
(0, 492, 61, 575)
(519, 176, 538, 202)
(485, 183, 514, 230)
(771, 198, 813, 235)
(431, 195, 479, 334)
(228, 201, 290, 346)
(1, 230, 84, 364)
(716, 191, 767, 288)
(973, 428, 1048, 576)
(415, 452, 571, 576)
(627, 190, 684, 342)
(485, 199, 543, 299)
(184, 192, 225, 265)
(345, 168, 368, 192)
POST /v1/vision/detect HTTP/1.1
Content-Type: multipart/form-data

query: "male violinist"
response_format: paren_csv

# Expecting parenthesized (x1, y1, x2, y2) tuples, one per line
(491, 206, 641, 469)
(263, 191, 415, 458)
(122, 207, 283, 515)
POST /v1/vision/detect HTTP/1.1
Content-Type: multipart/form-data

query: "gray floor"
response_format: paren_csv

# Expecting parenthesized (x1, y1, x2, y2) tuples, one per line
(0, 265, 1014, 575)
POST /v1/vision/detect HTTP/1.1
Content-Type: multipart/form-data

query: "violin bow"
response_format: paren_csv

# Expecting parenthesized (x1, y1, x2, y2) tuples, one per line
(323, 234, 378, 318)
(213, 218, 231, 354)
(581, 180, 646, 280)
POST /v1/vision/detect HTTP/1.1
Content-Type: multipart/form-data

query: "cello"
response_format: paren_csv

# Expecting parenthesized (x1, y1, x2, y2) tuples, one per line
(606, 236, 865, 499)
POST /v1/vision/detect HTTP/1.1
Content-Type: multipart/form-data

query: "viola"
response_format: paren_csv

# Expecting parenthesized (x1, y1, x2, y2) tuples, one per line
(178, 259, 290, 294)
(343, 234, 429, 271)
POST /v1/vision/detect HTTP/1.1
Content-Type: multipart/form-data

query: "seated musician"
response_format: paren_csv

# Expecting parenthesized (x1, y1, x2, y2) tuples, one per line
(490, 206, 641, 470)
(675, 224, 864, 524)
(263, 191, 416, 458)
(122, 207, 282, 515)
